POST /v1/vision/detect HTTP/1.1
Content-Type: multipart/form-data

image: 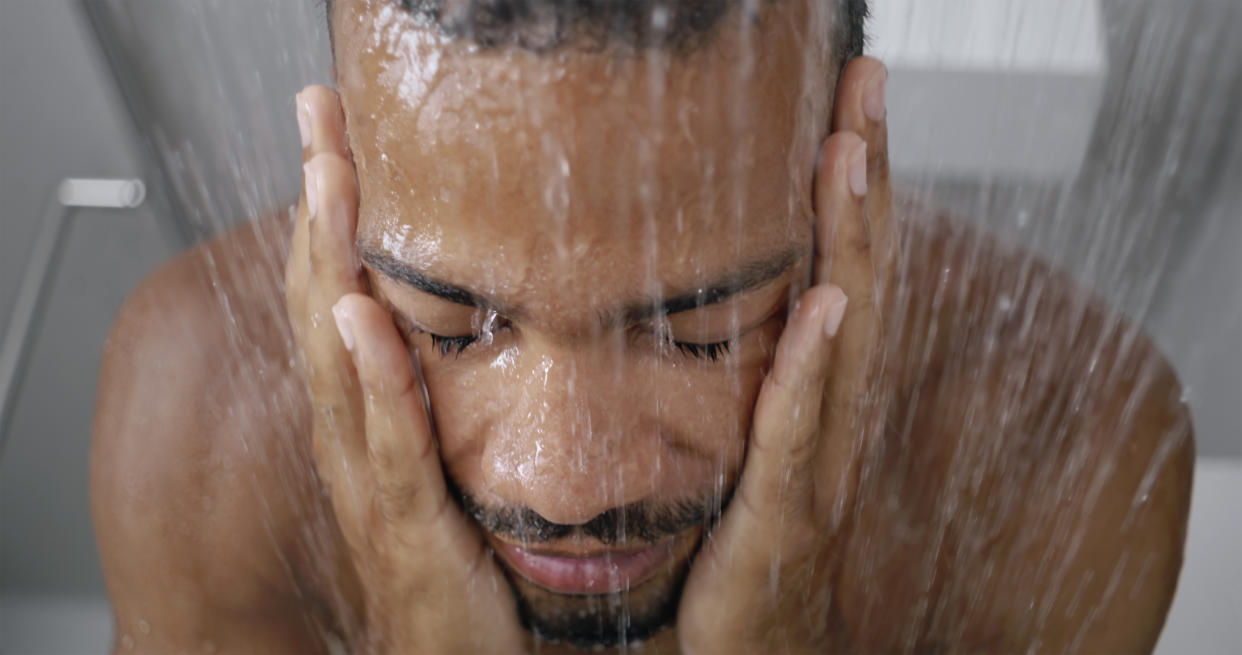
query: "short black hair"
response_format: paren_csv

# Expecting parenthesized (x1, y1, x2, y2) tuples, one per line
(326, 0, 867, 63)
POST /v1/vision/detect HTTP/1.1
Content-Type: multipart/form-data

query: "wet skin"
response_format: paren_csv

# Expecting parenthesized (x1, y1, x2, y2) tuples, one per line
(91, 1, 1194, 653)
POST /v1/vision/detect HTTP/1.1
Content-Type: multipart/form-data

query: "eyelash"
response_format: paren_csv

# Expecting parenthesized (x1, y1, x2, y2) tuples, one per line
(427, 333, 480, 357)
(418, 330, 733, 362)
(671, 340, 733, 362)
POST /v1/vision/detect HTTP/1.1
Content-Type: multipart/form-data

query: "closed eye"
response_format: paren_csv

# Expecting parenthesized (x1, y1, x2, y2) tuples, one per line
(672, 340, 733, 362)
(412, 328, 733, 362)
(428, 333, 477, 357)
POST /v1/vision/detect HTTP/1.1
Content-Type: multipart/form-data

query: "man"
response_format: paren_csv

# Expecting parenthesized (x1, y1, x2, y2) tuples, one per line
(91, 0, 1194, 652)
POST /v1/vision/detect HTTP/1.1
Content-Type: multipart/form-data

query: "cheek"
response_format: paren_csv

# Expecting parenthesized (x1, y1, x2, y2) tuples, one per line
(416, 347, 508, 489)
(649, 344, 774, 478)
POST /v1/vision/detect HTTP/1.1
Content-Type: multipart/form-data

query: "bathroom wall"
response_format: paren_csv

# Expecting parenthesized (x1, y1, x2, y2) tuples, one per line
(0, 0, 166, 595)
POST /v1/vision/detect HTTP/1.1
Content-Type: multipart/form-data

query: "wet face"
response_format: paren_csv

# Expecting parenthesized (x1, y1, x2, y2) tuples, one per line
(332, 0, 837, 647)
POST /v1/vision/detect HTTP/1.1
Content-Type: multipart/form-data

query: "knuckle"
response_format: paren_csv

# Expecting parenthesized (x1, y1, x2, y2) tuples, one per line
(361, 507, 389, 557)
(843, 292, 875, 317)
(422, 487, 455, 526)
(332, 484, 372, 548)
(367, 439, 397, 473)
(307, 152, 357, 194)
(784, 422, 821, 464)
(383, 372, 421, 411)
(374, 477, 426, 525)
(308, 365, 353, 400)
(840, 225, 871, 254)
(735, 486, 770, 530)
(311, 434, 334, 473)
(311, 398, 358, 440)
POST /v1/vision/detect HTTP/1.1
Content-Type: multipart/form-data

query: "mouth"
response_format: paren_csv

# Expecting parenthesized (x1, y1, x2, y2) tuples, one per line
(488, 534, 693, 595)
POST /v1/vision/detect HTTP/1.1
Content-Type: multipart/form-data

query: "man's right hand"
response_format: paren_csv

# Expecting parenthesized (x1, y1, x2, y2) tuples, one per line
(284, 85, 525, 653)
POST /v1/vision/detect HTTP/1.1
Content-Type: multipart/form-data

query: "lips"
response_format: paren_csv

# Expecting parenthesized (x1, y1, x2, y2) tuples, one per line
(490, 537, 679, 595)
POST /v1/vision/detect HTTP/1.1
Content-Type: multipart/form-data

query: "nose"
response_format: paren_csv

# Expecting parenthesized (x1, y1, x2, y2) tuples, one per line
(480, 341, 663, 526)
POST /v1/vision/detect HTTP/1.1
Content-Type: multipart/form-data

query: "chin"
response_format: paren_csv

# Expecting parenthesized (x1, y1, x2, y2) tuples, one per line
(492, 528, 703, 650)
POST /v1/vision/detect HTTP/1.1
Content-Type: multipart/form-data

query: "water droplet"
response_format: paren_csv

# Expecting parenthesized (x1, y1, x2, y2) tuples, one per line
(138, 620, 151, 635)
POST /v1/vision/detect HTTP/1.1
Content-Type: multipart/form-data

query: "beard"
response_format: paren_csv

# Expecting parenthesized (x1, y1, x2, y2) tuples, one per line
(508, 549, 694, 649)
(453, 485, 734, 650)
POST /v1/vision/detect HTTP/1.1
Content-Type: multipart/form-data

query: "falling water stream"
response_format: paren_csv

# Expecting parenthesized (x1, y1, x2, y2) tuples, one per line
(78, 0, 1240, 652)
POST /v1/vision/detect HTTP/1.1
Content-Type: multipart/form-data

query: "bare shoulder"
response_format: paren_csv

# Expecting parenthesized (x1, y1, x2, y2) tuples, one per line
(838, 205, 1195, 653)
(91, 215, 347, 652)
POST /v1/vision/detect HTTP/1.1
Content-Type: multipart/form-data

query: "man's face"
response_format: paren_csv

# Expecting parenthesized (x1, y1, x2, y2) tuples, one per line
(333, 0, 836, 646)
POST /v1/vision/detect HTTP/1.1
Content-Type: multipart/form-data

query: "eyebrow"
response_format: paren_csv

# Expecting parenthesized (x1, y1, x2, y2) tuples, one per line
(616, 249, 800, 324)
(359, 245, 801, 324)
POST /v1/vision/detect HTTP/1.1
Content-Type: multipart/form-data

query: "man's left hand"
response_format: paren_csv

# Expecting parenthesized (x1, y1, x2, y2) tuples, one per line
(677, 55, 895, 654)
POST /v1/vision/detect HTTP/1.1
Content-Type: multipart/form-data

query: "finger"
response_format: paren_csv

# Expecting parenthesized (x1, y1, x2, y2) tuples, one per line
(833, 56, 896, 281)
(287, 86, 349, 339)
(298, 104, 369, 534)
(285, 181, 310, 334)
(737, 284, 848, 528)
(301, 151, 368, 488)
(286, 86, 375, 546)
(297, 85, 349, 161)
(812, 132, 869, 286)
(306, 152, 364, 360)
(810, 129, 872, 527)
(295, 86, 350, 242)
(332, 293, 451, 526)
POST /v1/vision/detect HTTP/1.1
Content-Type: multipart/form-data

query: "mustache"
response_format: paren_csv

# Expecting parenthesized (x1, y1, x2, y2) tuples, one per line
(454, 486, 734, 545)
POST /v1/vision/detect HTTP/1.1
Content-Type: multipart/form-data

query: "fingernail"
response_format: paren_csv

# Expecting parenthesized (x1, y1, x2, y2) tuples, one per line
(863, 66, 887, 123)
(296, 93, 311, 148)
(332, 300, 356, 352)
(824, 290, 849, 338)
(848, 142, 868, 198)
(304, 161, 319, 220)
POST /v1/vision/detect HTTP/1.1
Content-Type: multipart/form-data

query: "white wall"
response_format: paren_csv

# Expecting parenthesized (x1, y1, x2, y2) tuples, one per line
(872, 0, 1107, 179)
(0, 0, 171, 595)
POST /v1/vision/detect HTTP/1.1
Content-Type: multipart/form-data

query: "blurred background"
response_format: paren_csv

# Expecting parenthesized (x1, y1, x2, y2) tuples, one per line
(1, 0, 1238, 652)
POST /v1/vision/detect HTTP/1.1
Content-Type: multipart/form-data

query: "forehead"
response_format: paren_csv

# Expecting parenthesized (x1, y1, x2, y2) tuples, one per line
(334, 0, 834, 302)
